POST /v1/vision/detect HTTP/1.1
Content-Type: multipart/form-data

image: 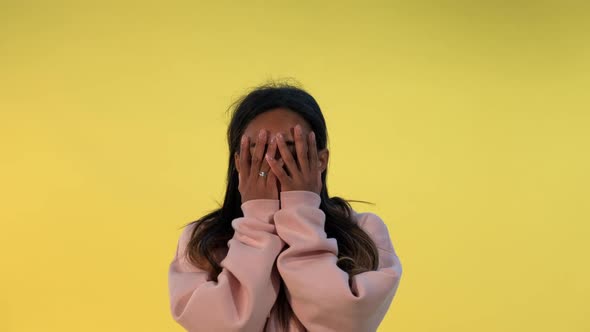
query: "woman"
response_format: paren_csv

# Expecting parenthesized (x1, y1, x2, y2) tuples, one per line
(167, 82, 403, 331)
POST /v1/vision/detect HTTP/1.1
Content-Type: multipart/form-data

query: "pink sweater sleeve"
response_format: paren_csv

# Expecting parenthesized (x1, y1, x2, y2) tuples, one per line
(274, 190, 403, 332)
(168, 199, 286, 331)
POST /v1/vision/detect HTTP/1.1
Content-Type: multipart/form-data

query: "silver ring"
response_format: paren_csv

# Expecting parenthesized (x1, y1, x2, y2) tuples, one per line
(258, 171, 267, 177)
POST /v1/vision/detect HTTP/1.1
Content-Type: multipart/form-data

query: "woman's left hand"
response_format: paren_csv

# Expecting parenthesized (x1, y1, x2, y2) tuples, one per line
(265, 124, 322, 195)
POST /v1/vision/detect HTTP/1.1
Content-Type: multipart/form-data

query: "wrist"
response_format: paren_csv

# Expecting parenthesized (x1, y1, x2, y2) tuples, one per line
(279, 190, 321, 209)
(241, 199, 280, 223)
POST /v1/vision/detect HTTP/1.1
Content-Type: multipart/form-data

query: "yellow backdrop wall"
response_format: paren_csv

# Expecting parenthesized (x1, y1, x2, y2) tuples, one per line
(1, 1, 589, 331)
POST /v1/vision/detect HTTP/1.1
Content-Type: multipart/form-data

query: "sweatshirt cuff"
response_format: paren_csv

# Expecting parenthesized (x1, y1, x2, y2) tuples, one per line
(240, 199, 280, 223)
(280, 190, 321, 209)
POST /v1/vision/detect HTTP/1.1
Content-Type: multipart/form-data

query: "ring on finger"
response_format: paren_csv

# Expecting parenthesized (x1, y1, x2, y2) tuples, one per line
(258, 163, 271, 178)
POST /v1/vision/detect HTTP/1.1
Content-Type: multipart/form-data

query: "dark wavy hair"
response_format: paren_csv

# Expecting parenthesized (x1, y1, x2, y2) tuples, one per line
(179, 80, 379, 330)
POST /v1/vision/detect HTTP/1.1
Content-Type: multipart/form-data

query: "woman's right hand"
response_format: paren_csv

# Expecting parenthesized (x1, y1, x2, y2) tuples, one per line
(237, 129, 283, 204)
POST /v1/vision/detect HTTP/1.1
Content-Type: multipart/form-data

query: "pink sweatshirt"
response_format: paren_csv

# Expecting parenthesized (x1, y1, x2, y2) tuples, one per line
(168, 190, 403, 332)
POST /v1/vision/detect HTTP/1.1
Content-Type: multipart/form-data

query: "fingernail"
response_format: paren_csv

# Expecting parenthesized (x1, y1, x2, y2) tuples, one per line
(259, 130, 266, 138)
(311, 131, 315, 140)
(265, 154, 272, 161)
(295, 124, 301, 135)
(241, 134, 246, 143)
(270, 136, 276, 143)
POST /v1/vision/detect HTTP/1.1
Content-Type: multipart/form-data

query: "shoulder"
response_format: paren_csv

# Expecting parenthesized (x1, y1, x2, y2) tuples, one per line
(176, 222, 198, 259)
(352, 210, 402, 272)
(352, 210, 398, 255)
(172, 222, 211, 273)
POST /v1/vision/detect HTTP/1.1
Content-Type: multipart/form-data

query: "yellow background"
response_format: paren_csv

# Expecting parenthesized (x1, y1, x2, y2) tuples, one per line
(1, 1, 589, 331)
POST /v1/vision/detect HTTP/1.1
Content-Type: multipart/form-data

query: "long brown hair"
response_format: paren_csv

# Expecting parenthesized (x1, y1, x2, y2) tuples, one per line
(179, 81, 380, 330)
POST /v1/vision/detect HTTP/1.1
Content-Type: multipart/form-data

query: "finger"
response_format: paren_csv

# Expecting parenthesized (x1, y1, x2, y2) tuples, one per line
(308, 131, 319, 171)
(266, 152, 289, 184)
(260, 143, 272, 173)
(260, 135, 277, 173)
(275, 132, 298, 178)
(276, 157, 284, 173)
(266, 163, 276, 179)
(267, 157, 284, 182)
(266, 159, 278, 184)
(251, 129, 267, 177)
(260, 162, 270, 174)
(239, 134, 250, 176)
(294, 124, 309, 174)
(264, 136, 281, 182)
(266, 162, 282, 197)
(265, 135, 278, 161)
